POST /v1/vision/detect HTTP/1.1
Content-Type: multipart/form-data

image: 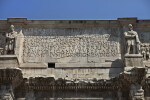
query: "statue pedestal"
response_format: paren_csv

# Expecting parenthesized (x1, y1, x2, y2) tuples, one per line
(123, 54, 146, 99)
(0, 55, 19, 68)
(124, 54, 143, 68)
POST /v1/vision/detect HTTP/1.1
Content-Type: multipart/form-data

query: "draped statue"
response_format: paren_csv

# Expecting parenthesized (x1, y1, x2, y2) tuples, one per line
(124, 24, 141, 54)
(4, 25, 17, 54)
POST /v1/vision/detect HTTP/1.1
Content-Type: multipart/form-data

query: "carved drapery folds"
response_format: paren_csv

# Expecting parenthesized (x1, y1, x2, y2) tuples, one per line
(4, 25, 18, 55)
(124, 24, 141, 55)
(0, 25, 18, 55)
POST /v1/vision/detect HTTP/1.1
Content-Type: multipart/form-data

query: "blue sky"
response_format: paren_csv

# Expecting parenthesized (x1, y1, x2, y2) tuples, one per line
(0, 0, 150, 20)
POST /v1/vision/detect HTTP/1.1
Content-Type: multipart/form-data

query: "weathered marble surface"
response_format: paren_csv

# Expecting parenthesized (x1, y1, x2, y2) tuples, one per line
(0, 55, 18, 68)
(0, 18, 150, 100)
(23, 28, 119, 63)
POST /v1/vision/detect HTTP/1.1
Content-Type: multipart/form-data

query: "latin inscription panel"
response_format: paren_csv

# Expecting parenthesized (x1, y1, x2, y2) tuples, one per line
(23, 28, 119, 63)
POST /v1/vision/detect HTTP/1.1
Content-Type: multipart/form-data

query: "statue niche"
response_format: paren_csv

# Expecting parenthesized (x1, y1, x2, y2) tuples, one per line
(4, 25, 18, 55)
(124, 24, 141, 54)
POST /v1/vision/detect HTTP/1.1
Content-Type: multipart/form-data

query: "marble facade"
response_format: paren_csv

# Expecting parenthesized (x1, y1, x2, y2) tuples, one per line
(0, 17, 150, 100)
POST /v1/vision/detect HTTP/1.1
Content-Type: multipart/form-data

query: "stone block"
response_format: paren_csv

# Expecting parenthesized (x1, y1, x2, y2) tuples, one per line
(19, 63, 47, 68)
(0, 55, 19, 68)
(124, 54, 143, 67)
(17, 98, 25, 100)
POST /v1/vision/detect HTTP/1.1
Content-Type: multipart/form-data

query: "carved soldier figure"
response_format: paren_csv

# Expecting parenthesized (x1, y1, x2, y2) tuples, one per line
(4, 25, 17, 54)
(141, 44, 146, 60)
(146, 44, 150, 60)
(124, 24, 141, 54)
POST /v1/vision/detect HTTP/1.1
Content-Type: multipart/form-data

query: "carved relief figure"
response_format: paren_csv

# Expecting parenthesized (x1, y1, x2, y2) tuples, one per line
(141, 44, 146, 60)
(146, 44, 150, 59)
(4, 25, 17, 54)
(141, 43, 150, 60)
(124, 24, 141, 54)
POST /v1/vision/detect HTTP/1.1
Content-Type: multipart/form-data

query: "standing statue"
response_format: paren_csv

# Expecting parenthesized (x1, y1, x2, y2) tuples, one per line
(4, 25, 17, 54)
(124, 24, 141, 54)
(141, 44, 146, 60)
